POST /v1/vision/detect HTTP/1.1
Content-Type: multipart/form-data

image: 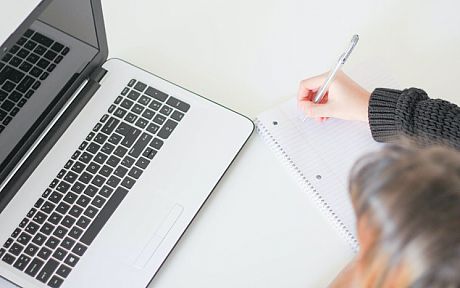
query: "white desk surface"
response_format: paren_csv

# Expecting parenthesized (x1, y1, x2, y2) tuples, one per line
(2, 1, 460, 287)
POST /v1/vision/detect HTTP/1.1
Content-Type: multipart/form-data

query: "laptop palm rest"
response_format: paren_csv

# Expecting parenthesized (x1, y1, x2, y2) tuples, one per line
(133, 203, 184, 269)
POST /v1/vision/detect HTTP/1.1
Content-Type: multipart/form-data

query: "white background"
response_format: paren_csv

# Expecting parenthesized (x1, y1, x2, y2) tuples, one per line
(2, 0, 460, 287)
(101, 1, 460, 287)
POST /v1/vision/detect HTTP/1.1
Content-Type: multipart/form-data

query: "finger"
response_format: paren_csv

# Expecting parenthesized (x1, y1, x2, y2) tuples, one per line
(297, 73, 328, 102)
(299, 100, 333, 118)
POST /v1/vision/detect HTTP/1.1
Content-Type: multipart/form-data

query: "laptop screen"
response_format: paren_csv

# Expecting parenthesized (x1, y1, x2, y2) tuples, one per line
(0, 0, 105, 188)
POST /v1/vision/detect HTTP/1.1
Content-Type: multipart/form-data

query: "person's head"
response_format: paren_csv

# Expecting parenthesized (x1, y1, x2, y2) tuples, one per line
(349, 143, 460, 287)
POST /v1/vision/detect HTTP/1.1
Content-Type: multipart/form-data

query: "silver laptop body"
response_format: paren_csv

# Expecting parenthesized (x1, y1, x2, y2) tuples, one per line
(0, 1, 253, 287)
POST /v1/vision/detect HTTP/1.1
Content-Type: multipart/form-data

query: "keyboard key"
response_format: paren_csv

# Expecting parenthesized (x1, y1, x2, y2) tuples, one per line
(80, 187, 128, 245)
(94, 133, 108, 144)
(166, 96, 190, 112)
(120, 98, 134, 109)
(72, 243, 87, 257)
(69, 205, 84, 218)
(53, 248, 67, 261)
(114, 146, 128, 158)
(56, 181, 71, 193)
(64, 171, 78, 183)
(135, 117, 148, 129)
(40, 222, 54, 235)
(113, 166, 128, 178)
(2, 253, 15, 265)
(48, 213, 63, 225)
(64, 254, 79, 267)
(94, 152, 108, 164)
(63, 192, 78, 205)
(25, 258, 44, 277)
(61, 215, 76, 228)
(128, 167, 143, 179)
(11, 228, 21, 238)
(83, 206, 98, 219)
(19, 218, 29, 228)
(127, 79, 136, 87)
(101, 117, 119, 135)
(106, 155, 121, 167)
(36, 258, 59, 283)
(127, 90, 140, 101)
(71, 181, 85, 194)
(20, 61, 33, 73)
(129, 133, 152, 158)
(145, 86, 168, 102)
(131, 103, 144, 114)
(25, 222, 40, 235)
(17, 233, 32, 246)
(37, 58, 50, 69)
(32, 33, 53, 47)
(51, 42, 64, 52)
(143, 147, 157, 159)
(86, 162, 101, 174)
(79, 171, 93, 184)
(99, 165, 113, 177)
(91, 174, 106, 187)
(9, 57, 22, 67)
(86, 142, 101, 154)
(99, 186, 113, 198)
(158, 119, 178, 139)
(24, 243, 39, 257)
(45, 237, 60, 249)
(34, 198, 44, 209)
(138, 95, 151, 105)
(124, 112, 137, 123)
(101, 143, 115, 155)
(1, 100, 14, 111)
(56, 202, 70, 214)
(27, 208, 37, 218)
(114, 107, 127, 118)
(13, 254, 31, 271)
(148, 99, 162, 111)
(84, 185, 98, 197)
(106, 175, 121, 188)
(34, 45, 46, 55)
(48, 275, 64, 288)
(142, 108, 155, 120)
(150, 137, 164, 150)
(17, 75, 34, 92)
(55, 55, 63, 63)
(152, 114, 166, 125)
(61, 237, 75, 250)
(3, 238, 13, 248)
(117, 123, 141, 148)
(26, 53, 39, 64)
(69, 226, 84, 240)
(62, 47, 70, 55)
(9, 243, 24, 256)
(32, 233, 46, 246)
(49, 192, 63, 204)
(159, 105, 173, 116)
(53, 226, 68, 239)
(121, 176, 136, 189)
(30, 66, 43, 77)
(76, 216, 90, 229)
(71, 161, 85, 174)
(135, 157, 150, 169)
(32, 211, 47, 224)
(79, 152, 93, 164)
(121, 156, 135, 168)
(134, 81, 147, 92)
(37, 247, 52, 260)
(56, 264, 71, 278)
(76, 195, 91, 208)
(44, 50, 57, 61)
(146, 123, 159, 134)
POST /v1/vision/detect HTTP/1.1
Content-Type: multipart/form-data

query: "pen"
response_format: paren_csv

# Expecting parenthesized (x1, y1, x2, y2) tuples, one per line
(302, 35, 359, 121)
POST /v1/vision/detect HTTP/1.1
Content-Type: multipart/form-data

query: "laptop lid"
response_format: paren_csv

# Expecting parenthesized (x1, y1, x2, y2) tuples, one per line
(0, 0, 108, 206)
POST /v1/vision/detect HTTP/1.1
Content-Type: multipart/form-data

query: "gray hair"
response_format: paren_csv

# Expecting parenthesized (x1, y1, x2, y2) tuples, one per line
(349, 143, 460, 287)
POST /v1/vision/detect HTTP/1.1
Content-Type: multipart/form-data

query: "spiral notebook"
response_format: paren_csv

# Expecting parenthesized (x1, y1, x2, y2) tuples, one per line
(255, 99, 382, 251)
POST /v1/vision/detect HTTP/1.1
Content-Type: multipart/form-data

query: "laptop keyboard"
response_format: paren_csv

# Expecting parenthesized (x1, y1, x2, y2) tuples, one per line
(0, 29, 70, 134)
(0, 79, 190, 287)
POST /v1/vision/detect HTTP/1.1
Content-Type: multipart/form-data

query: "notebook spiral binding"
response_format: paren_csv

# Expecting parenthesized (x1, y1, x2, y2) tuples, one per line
(254, 118, 359, 252)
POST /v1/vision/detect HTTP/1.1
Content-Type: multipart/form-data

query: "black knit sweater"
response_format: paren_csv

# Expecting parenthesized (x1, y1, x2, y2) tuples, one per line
(368, 88, 460, 149)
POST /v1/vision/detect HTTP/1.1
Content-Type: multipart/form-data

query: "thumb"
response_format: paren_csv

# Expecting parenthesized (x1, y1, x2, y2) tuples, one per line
(298, 73, 328, 101)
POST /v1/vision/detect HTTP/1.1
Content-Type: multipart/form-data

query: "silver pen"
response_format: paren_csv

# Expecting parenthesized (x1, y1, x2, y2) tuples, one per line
(313, 34, 359, 104)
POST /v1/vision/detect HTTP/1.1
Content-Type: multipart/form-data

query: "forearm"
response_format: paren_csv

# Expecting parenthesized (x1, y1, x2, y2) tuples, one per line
(368, 88, 460, 149)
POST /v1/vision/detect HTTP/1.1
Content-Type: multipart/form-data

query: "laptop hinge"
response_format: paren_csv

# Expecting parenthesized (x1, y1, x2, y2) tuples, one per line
(0, 68, 107, 213)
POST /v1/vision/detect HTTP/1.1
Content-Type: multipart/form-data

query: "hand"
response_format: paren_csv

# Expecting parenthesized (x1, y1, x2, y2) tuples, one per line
(297, 71, 371, 122)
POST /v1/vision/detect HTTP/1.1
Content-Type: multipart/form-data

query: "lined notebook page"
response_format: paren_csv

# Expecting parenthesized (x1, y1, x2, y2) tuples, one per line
(255, 99, 382, 250)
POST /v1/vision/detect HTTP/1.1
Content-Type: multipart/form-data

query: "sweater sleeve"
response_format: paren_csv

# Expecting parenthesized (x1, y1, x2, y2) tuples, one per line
(368, 88, 460, 149)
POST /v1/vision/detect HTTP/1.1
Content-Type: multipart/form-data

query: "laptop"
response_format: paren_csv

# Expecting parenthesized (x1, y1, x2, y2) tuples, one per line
(0, 1, 254, 287)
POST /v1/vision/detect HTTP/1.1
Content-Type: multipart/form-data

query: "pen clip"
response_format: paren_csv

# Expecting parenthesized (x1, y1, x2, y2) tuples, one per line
(341, 34, 359, 64)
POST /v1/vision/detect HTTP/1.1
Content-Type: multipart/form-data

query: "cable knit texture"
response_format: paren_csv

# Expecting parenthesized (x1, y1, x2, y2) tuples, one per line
(369, 88, 460, 149)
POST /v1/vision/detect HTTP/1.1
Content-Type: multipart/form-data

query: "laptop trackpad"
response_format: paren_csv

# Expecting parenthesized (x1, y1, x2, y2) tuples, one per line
(133, 204, 184, 268)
